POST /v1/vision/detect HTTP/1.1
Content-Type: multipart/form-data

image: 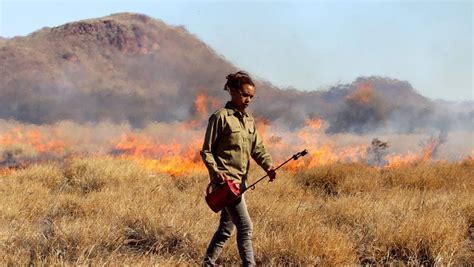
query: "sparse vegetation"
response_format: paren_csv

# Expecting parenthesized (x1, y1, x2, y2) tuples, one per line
(1, 157, 472, 265)
(1, 10, 472, 266)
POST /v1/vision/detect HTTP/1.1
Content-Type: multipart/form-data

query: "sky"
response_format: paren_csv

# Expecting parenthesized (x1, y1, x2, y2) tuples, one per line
(0, 0, 472, 101)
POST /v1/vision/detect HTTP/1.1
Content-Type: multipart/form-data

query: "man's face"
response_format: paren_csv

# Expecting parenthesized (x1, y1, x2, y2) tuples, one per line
(230, 84, 256, 112)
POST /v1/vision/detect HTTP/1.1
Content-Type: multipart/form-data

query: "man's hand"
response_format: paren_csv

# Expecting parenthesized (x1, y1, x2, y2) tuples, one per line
(267, 166, 276, 182)
(213, 172, 227, 184)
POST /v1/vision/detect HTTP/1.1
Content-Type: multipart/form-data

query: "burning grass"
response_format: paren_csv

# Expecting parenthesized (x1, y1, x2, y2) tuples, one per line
(1, 157, 472, 265)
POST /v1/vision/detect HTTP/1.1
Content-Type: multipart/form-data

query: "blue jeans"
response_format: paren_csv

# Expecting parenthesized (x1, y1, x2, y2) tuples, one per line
(203, 195, 255, 266)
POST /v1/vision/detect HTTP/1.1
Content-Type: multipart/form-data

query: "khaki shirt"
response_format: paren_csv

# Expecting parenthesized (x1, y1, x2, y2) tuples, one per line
(200, 102, 273, 185)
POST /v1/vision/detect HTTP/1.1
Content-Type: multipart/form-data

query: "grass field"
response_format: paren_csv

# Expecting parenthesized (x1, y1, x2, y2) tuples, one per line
(1, 156, 473, 265)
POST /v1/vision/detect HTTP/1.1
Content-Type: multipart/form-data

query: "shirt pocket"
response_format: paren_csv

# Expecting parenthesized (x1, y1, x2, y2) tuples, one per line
(222, 121, 242, 148)
(245, 119, 256, 143)
(248, 123, 255, 134)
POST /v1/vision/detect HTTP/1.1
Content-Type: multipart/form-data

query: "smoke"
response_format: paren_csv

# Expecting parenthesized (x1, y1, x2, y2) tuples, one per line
(1, 14, 472, 137)
(1, 72, 471, 165)
(0, 14, 472, 169)
(419, 131, 448, 161)
(0, 115, 471, 174)
(327, 82, 392, 134)
(367, 138, 390, 167)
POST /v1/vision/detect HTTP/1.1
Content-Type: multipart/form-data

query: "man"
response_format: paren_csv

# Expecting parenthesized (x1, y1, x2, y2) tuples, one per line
(200, 71, 276, 266)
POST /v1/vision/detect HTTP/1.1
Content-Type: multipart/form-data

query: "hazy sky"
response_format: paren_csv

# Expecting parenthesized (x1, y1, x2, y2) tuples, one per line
(0, 0, 472, 101)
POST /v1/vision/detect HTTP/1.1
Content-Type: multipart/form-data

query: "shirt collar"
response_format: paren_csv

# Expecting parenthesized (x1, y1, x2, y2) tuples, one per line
(225, 101, 249, 117)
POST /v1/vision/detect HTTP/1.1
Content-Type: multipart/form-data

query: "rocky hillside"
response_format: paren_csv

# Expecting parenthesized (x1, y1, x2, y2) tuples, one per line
(0, 13, 467, 133)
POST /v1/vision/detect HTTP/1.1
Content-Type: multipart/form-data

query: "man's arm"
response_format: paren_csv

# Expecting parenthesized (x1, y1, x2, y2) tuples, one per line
(251, 125, 274, 172)
(200, 114, 222, 180)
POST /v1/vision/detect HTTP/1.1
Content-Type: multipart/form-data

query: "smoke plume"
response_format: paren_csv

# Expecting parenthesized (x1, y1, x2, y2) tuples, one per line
(0, 13, 472, 171)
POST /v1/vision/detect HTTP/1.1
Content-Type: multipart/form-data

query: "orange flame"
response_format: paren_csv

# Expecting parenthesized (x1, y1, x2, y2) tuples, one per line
(0, 128, 66, 176)
(1, 117, 472, 177)
(259, 118, 368, 171)
(384, 135, 446, 168)
(385, 152, 419, 168)
(195, 92, 208, 118)
(347, 82, 373, 104)
(187, 92, 217, 128)
(0, 128, 65, 155)
(421, 138, 439, 162)
(304, 118, 324, 131)
(0, 168, 14, 176)
(111, 133, 204, 176)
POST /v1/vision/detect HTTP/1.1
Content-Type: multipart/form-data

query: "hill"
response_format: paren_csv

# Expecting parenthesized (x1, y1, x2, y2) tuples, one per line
(0, 13, 468, 133)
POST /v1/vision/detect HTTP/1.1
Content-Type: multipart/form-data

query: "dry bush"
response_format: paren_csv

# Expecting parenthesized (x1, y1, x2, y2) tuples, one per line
(320, 190, 471, 265)
(6, 162, 63, 190)
(242, 170, 356, 265)
(59, 156, 149, 194)
(382, 161, 474, 190)
(0, 143, 38, 165)
(296, 163, 381, 196)
(119, 216, 199, 260)
(1, 158, 472, 265)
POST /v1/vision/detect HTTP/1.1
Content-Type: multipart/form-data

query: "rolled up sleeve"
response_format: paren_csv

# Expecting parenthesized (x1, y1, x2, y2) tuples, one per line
(251, 126, 273, 171)
(200, 114, 221, 177)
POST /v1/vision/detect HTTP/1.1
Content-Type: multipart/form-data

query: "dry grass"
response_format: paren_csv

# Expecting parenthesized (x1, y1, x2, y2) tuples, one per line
(1, 157, 472, 265)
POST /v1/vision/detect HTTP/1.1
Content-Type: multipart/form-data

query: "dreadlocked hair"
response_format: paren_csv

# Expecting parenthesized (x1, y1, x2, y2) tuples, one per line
(224, 71, 255, 92)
